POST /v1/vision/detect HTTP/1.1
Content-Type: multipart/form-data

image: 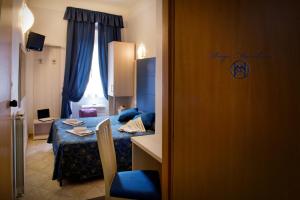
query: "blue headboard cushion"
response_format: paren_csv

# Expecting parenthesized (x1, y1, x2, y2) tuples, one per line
(136, 57, 156, 113)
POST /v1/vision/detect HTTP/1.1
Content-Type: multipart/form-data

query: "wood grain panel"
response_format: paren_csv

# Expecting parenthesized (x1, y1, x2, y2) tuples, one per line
(170, 0, 300, 199)
(0, 0, 13, 198)
(162, 0, 174, 199)
(108, 42, 135, 97)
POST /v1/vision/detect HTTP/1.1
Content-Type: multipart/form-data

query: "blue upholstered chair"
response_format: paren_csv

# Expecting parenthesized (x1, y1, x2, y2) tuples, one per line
(96, 119, 161, 200)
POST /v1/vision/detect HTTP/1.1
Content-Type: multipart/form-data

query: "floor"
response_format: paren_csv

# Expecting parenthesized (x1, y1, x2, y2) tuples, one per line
(19, 138, 105, 200)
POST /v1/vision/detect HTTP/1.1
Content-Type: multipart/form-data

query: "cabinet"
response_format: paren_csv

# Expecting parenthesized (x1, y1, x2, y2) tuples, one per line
(108, 41, 135, 97)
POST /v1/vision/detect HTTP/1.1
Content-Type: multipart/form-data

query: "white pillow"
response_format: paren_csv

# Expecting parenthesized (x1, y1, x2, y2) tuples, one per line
(118, 117, 146, 133)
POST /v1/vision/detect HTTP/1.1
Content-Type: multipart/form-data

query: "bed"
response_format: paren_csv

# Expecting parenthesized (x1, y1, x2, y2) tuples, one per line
(47, 116, 154, 183)
(47, 57, 156, 185)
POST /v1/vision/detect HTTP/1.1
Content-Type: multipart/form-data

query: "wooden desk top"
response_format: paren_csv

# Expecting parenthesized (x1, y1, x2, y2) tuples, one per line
(131, 134, 162, 163)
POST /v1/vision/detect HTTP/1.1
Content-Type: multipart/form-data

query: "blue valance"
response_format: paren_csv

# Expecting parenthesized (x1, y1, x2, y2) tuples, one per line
(64, 7, 124, 28)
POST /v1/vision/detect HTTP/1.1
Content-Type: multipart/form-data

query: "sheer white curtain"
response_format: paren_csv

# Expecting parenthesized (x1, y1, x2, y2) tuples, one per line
(71, 28, 108, 117)
(84, 29, 104, 99)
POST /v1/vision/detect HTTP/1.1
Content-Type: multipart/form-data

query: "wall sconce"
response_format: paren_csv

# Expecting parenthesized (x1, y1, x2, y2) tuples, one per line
(20, 2, 34, 33)
(137, 43, 146, 59)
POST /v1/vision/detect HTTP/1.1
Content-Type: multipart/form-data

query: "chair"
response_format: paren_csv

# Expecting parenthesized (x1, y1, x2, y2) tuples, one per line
(96, 118, 161, 200)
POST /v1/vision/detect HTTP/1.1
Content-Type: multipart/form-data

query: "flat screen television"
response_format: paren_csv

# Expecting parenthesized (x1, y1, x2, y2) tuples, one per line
(26, 32, 45, 51)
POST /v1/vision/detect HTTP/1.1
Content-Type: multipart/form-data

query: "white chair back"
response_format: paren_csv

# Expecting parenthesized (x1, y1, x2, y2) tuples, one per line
(96, 118, 117, 199)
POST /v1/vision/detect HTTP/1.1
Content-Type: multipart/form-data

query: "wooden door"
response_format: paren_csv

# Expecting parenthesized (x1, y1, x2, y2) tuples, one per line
(0, 0, 13, 198)
(168, 0, 300, 199)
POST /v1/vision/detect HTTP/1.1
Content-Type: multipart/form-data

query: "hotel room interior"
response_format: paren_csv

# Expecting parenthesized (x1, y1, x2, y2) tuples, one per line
(0, 0, 299, 199)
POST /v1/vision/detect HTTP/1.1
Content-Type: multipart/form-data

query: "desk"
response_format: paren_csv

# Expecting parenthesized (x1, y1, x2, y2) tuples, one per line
(131, 134, 162, 173)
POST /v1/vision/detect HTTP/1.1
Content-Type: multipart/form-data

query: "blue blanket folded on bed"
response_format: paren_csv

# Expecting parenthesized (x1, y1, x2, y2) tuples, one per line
(47, 115, 154, 182)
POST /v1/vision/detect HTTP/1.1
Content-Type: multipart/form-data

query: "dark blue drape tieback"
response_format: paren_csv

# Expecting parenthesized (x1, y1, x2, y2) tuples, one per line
(61, 91, 71, 118)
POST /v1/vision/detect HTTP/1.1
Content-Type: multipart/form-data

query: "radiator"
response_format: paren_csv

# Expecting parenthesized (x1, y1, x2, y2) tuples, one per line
(13, 113, 25, 198)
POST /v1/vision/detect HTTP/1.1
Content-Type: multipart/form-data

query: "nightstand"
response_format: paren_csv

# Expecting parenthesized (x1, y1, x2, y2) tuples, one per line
(33, 119, 54, 140)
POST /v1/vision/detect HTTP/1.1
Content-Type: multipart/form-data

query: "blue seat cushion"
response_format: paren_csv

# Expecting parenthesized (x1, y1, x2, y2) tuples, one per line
(110, 170, 161, 200)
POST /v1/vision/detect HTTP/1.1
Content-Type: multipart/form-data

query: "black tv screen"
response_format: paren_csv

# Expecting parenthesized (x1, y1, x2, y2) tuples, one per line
(26, 32, 45, 51)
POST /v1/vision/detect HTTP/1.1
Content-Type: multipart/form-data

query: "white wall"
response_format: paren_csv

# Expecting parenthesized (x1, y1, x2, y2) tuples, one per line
(11, 0, 29, 148)
(126, 0, 157, 57)
(11, 0, 25, 111)
(126, 0, 163, 133)
(25, 46, 64, 133)
(27, 0, 130, 47)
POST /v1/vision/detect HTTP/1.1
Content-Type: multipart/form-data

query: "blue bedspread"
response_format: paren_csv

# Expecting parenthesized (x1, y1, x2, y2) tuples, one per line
(47, 115, 154, 181)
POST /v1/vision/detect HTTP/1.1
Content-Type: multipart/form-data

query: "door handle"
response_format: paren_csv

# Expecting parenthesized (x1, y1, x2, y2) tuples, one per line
(9, 100, 18, 107)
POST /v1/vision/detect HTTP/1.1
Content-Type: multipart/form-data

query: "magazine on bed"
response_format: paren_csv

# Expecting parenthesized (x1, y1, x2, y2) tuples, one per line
(63, 119, 84, 126)
(66, 127, 94, 137)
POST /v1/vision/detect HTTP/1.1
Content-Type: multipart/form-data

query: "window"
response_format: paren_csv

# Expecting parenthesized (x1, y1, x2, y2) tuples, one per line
(71, 28, 107, 117)
(83, 29, 104, 99)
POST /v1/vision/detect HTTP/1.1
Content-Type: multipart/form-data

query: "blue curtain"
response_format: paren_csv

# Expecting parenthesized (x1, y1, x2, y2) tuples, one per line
(60, 21, 95, 118)
(98, 24, 121, 99)
(61, 7, 123, 117)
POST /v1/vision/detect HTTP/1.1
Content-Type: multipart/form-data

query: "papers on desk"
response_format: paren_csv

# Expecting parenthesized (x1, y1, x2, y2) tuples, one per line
(119, 117, 146, 133)
(62, 119, 84, 126)
(66, 127, 94, 137)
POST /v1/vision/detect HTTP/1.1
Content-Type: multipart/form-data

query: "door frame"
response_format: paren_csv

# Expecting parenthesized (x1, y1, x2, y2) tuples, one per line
(0, 0, 14, 198)
(162, 0, 174, 199)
